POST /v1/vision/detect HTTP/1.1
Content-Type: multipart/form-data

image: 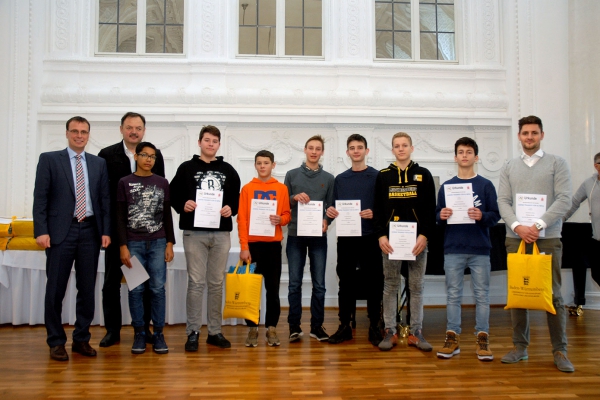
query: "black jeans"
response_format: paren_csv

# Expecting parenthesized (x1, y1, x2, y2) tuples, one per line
(571, 237, 600, 305)
(335, 234, 384, 326)
(245, 241, 283, 327)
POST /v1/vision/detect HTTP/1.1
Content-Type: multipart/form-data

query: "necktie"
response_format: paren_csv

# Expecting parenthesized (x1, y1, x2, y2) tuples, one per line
(75, 155, 86, 222)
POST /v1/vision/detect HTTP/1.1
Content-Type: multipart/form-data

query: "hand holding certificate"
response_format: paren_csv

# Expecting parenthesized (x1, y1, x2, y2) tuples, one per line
(388, 222, 417, 260)
(194, 189, 224, 228)
(335, 200, 361, 237)
(249, 199, 277, 237)
(297, 201, 323, 237)
(515, 193, 547, 238)
(444, 184, 475, 224)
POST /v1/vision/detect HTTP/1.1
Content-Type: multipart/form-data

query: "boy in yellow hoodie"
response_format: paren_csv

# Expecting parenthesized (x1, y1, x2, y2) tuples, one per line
(237, 150, 291, 347)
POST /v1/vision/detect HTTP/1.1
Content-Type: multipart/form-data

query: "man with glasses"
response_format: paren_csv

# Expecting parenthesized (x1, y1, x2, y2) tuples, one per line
(562, 152, 600, 315)
(98, 112, 165, 348)
(33, 116, 111, 361)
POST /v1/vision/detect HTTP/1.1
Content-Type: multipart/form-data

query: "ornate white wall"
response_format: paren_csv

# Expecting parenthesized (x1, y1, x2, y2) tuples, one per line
(1, 0, 597, 308)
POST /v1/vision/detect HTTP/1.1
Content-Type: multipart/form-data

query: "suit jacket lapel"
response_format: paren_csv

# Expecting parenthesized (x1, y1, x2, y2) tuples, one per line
(86, 152, 97, 199)
(59, 149, 76, 197)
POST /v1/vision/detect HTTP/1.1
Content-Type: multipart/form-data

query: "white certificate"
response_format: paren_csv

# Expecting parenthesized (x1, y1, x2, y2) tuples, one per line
(194, 189, 224, 228)
(120, 256, 150, 291)
(444, 183, 475, 225)
(388, 222, 417, 261)
(297, 201, 323, 237)
(335, 200, 362, 237)
(515, 193, 547, 238)
(249, 199, 277, 237)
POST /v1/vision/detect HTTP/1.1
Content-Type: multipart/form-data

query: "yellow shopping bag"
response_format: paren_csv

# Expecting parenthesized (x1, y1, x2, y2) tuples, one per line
(223, 261, 263, 324)
(504, 240, 556, 314)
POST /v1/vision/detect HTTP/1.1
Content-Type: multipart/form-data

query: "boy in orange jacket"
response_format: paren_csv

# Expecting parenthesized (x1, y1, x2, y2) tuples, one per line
(237, 150, 291, 347)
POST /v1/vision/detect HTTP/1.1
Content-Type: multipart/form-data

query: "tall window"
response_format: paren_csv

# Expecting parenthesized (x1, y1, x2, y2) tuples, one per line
(238, 0, 323, 57)
(98, 0, 184, 54)
(375, 0, 456, 61)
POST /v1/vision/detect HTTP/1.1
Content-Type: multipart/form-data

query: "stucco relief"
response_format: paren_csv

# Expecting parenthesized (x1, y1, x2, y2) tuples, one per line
(55, 0, 69, 50)
(201, 0, 216, 52)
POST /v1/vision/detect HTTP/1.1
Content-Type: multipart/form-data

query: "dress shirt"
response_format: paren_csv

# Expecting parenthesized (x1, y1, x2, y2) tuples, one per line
(123, 141, 136, 173)
(67, 147, 93, 217)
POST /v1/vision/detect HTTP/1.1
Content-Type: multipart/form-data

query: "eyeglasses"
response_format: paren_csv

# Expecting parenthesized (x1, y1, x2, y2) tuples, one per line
(137, 153, 157, 161)
(68, 129, 89, 135)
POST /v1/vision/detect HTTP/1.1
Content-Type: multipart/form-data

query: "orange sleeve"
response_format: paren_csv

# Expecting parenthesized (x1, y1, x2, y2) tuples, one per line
(237, 184, 251, 251)
(279, 184, 291, 227)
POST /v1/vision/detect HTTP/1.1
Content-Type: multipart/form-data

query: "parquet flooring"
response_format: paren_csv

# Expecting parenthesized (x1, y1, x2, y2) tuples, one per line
(0, 306, 599, 399)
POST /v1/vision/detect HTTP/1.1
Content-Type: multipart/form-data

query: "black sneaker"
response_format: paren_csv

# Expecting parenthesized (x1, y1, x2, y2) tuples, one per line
(368, 325, 383, 346)
(206, 333, 231, 348)
(328, 324, 353, 344)
(289, 324, 303, 342)
(152, 332, 169, 354)
(185, 331, 199, 352)
(310, 325, 329, 342)
(131, 332, 146, 354)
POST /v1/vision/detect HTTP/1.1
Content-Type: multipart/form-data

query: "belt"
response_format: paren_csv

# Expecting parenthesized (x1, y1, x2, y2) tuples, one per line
(73, 215, 96, 223)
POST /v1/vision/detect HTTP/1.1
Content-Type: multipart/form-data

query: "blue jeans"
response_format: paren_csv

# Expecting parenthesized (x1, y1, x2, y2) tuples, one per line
(444, 254, 491, 335)
(127, 238, 167, 329)
(286, 235, 327, 328)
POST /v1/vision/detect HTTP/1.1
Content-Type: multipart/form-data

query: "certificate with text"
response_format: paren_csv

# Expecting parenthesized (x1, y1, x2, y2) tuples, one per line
(297, 201, 323, 237)
(194, 189, 223, 228)
(335, 200, 362, 237)
(249, 199, 277, 237)
(515, 193, 547, 238)
(388, 222, 417, 261)
(444, 183, 475, 225)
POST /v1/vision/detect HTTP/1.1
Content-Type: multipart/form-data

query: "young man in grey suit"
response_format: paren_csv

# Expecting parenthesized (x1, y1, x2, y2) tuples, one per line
(33, 116, 111, 361)
(498, 115, 574, 373)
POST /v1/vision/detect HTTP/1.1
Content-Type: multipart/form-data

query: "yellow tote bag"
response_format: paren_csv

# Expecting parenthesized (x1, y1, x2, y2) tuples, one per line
(223, 261, 263, 324)
(505, 240, 556, 314)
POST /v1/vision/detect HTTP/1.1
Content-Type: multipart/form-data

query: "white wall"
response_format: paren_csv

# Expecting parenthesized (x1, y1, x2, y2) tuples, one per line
(1, 0, 597, 308)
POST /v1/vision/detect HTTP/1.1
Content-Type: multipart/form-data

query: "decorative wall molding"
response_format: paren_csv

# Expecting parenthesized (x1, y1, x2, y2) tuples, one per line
(482, 0, 496, 60)
(201, 0, 216, 53)
(55, 0, 69, 50)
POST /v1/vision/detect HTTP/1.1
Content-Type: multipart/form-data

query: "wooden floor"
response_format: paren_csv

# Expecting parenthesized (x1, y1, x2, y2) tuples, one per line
(0, 306, 599, 399)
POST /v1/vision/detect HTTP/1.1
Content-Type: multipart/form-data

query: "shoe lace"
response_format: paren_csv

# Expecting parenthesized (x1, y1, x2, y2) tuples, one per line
(477, 336, 489, 351)
(442, 334, 456, 348)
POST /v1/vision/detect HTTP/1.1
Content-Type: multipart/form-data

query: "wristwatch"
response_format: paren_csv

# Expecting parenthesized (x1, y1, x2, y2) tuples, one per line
(534, 222, 543, 231)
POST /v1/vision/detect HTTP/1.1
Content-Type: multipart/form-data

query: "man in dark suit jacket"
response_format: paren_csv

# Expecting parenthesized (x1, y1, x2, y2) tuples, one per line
(98, 112, 165, 347)
(33, 116, 111, 361)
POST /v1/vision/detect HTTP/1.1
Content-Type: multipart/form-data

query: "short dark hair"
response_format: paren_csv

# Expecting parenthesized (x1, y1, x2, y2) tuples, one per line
(121, 112, 146, 127)
(255, 150, 275, 163)
(199, 125, 221, 141)
(305, 135, 325, 150)
(346, 134, 367, 149)
(454, 137, 479, 156)
(135, 141, 156, 154)
(594, 152, 600, 164)
(518, 115, 543, 133)
(66, 116, 90, 131)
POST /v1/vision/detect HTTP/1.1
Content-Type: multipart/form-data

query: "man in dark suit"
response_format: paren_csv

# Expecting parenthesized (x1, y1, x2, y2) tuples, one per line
(33, 116, 111, 361)
(98, 112, 165, 347)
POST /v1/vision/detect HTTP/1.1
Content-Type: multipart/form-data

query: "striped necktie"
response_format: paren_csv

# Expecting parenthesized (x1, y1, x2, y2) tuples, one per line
(75, 154, 86, 222)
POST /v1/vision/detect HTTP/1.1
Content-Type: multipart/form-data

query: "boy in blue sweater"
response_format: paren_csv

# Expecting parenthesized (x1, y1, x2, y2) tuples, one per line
(435, 137, 499, 361)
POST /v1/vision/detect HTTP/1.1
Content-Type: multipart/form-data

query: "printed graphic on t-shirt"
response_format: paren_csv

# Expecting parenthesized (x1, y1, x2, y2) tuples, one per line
(194, 171, 226, 191)
(253, 190, 277, 200)
(127, 183, 165, 233)
(388, 185, 417, 198)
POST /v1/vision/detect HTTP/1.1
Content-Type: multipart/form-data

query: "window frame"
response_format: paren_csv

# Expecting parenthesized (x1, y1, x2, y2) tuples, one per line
(235, 0, 326, 60)
(95, 0, 187, 57)
(374, 0, 460, 64)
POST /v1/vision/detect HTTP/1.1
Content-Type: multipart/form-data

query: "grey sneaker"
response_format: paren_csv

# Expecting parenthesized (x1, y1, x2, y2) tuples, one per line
(501, 347, 528, 363)
(408, 329, 433, 352)
(378, 329, 398, 351)
(553, 351, 575, 372)
(266, 326, 280, 347)
(245, 327, 258, 347)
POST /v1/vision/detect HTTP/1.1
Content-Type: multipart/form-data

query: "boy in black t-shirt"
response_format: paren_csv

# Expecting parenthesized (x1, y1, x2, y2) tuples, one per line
(117, 142, 175, 355)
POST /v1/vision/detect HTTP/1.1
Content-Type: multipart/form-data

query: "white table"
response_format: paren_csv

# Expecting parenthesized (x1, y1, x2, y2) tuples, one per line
(0, 248, 267, 326)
